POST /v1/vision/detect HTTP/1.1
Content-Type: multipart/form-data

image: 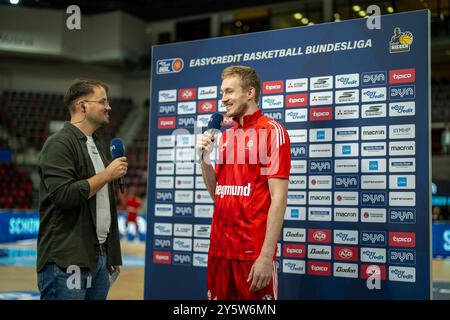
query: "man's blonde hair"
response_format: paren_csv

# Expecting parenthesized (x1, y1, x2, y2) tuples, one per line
(221, 65, 261, 103)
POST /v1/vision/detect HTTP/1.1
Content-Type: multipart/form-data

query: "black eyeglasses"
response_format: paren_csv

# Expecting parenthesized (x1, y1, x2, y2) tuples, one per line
(83, 99, 110, 107)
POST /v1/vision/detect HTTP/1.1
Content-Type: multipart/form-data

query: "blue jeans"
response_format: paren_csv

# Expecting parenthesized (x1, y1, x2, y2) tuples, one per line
(38, 251, 110, 300)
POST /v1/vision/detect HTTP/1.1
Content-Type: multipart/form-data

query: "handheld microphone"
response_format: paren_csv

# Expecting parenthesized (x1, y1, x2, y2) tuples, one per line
(110, 138, 126, 193)
(201, 112, 223, 161)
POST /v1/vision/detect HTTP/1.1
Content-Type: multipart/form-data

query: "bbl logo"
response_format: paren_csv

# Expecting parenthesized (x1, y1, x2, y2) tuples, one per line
(389, 27, 413, 53)
(157, 58, 184, 74)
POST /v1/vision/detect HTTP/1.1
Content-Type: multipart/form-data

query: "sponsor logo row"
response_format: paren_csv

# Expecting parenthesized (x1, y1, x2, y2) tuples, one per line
(156, 158, 415, 175)
(291, 158, 416, 174)
(288, 175, 416, 190)
(153, 237, 210, 253)
(282, 260, 416, 282)
(281, 229, 416, 248)
(285, 207, 416, 224)
(155, 142, 417, 163)
(153, 226, 416, 250)
(154, 202, 416, 224)
(154, 204, 214, 217)
(153, 249, 416, 282)
(289, 141, 416, 159)
(154, 174, 416, 193)
(261, 86, 415, 109)
(153, 251, 208, 267)
(156, 124, 415, 149)
(158, 69, 416, 102)
(157, 101, 416, 128)
(288, 125, 415, 142)
(283, 206, 415, 223)
(280, 102, 415, 123)
(281, 244, 416, 266)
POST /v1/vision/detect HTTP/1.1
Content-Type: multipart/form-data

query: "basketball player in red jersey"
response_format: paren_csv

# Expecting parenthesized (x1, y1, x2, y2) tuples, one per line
(197, 65, 291, 300)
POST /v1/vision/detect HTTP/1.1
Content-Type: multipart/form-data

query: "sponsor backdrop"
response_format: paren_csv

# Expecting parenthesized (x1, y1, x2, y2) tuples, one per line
(144, 10, 431, 299)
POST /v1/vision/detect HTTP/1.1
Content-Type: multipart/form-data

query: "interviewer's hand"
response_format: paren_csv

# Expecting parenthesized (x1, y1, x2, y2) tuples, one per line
(105, 157, 128, 181)
(247, 256, 273, 292)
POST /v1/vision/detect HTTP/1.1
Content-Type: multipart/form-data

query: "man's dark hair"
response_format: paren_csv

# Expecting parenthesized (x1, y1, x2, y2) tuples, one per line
(64, 78, 109, 113)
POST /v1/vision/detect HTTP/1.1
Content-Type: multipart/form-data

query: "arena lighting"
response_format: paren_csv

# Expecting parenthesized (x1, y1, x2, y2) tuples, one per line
(387, 6, 394, 13)
(358, 10, 366, 17)
(10, 0, 19, 4)
(308, 22, 315, 25)
(352, 5, 361, 12)
(301, 17, 309, 24)
(293, 12, 303, 20)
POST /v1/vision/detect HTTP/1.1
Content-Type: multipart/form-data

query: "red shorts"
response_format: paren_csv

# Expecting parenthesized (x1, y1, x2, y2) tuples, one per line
(206, 256, 278, 300)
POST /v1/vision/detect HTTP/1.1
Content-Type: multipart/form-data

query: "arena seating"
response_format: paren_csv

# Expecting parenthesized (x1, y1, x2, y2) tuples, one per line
(0, 90, 134, 208)
(126, 108, 149, 198)
(0, 163, 33, 209)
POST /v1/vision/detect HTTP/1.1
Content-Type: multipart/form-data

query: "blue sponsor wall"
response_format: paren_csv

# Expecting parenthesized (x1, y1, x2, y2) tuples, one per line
(145, 10, 431, 299)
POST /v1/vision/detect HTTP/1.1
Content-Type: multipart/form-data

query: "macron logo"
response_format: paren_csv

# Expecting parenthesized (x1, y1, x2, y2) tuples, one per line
(215, 183, 251, 199)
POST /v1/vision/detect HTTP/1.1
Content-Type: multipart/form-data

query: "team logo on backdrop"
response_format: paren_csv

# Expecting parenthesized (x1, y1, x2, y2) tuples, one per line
(390, 27, 414, 53)
(156, 58, 184, 74)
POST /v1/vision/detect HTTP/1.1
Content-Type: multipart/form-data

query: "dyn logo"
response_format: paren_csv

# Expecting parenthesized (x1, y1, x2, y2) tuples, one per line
(172, 253, 192, 265)
(156, 191, 174, 202)
(264, 111, 284, 122)
(360, 231, 387, 246)
(389, 249, 416, 265)
(361, 192, 387, 206)
(334, 175, 359, 189)
(389, 209, 416, 224)
(177, 116, 196, 128)
(153, 237, 172, 250)
(174, 205, 193, 218)
(291, 144, 307, 159)
(362, 71, 387, 86)
(309, 160, 333, 174)
(389, 85, 415, 100)
(158, 104, 176, 116)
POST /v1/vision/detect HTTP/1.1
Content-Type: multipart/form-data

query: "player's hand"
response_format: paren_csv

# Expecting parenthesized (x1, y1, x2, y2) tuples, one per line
(247, 256, 273, 292)
(196, 133, 216, 162)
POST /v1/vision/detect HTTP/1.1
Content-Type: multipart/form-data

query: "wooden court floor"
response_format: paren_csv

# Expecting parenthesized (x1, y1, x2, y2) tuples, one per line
(0, 241, 146, 300)
(1, 241, 450, 299)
